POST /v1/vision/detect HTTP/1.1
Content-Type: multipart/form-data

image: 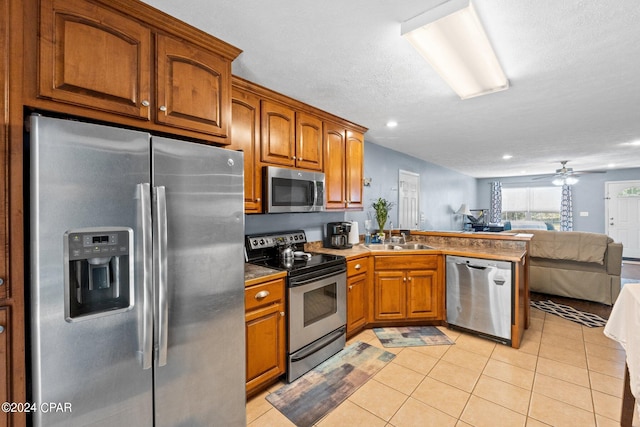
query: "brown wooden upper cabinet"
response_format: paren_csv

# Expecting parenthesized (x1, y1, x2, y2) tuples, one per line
(230, 87, 262, 213)
(36, 0, 239, 143)
(39, 0, 152, 120)
(261, 101, 323, 171)
(325, 122, 364, 210)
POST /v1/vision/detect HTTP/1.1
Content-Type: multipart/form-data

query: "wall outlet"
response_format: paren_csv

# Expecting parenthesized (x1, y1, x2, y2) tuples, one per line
(579, 211, 589, 217)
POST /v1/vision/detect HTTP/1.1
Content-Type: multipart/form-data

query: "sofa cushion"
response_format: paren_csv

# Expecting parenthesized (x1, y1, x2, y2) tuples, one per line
(526, 230, 612, 265)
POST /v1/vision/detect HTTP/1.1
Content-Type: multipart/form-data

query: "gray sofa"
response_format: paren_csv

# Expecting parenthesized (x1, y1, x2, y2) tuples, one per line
(508, 229, 623, 305)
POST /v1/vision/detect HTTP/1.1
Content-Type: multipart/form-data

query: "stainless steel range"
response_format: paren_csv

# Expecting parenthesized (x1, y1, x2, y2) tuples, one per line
(245, 230, 347, 382)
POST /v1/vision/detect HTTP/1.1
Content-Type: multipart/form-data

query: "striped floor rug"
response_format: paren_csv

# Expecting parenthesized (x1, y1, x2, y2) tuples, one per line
(530, 299, 608, 327)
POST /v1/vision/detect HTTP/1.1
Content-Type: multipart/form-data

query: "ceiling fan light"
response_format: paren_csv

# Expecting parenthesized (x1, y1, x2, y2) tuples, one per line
(565, 176, 579, 185)
(401, 0, 509, 99)
(552, 178, 565, 186)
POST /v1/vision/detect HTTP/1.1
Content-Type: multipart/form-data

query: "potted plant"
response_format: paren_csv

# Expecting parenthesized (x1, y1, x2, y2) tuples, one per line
(371, 197, 394, 238)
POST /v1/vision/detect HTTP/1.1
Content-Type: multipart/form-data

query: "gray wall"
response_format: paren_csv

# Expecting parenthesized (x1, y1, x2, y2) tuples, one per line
(477, 168, 640, 233)
(246, 140, 477, 241)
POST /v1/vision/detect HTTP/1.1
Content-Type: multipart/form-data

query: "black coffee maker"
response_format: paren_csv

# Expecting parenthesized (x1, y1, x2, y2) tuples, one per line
(326, 222, 352, 249)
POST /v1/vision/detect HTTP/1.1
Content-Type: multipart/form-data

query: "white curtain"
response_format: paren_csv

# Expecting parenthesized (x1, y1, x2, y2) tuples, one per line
(560, 184, 573, 231)
(490, 181, 502, 223)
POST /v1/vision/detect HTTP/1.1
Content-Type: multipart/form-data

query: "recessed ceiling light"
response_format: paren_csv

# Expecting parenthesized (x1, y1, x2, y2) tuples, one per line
(386, 121, 398, 128)
(502, 154, 512, 160)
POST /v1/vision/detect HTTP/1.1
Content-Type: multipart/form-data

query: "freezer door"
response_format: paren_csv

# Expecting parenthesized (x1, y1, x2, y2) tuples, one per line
(151, 137, 246, 427)
(29, 115, 154, 426)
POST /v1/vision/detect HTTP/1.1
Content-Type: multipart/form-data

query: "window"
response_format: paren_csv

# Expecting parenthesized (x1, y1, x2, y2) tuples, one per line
(502, 186, 562, 230)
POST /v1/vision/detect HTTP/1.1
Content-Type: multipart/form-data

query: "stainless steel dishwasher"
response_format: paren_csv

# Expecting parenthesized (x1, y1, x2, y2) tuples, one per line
(446, 255, 513, 344)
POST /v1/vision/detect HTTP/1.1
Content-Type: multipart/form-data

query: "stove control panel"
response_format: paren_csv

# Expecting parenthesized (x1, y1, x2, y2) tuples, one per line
(247, 231, 307, 250)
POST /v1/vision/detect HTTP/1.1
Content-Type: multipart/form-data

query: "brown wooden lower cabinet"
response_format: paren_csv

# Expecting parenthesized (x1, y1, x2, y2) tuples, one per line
(245, 277, 286, 396)
(346, 257, 368, 335)
(373, 255, 443, 322)
(0, 307, 9, 427)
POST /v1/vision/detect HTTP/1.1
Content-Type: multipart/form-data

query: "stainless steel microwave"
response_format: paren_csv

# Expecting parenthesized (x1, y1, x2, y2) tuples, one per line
(265, 166, 325, 213)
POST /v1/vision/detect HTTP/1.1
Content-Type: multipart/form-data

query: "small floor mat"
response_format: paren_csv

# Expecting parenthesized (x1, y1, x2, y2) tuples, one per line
(266, 341, 395, 427)
(373, 326, 455, 348)
(530, 299, 608, 327)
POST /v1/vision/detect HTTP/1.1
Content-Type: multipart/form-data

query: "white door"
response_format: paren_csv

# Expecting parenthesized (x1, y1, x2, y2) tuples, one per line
(398, 170, 420, 229)
(605, 180, 640, 259)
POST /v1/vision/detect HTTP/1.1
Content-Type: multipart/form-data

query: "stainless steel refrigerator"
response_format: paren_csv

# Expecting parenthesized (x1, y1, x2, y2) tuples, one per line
(28, 114, 246, 426)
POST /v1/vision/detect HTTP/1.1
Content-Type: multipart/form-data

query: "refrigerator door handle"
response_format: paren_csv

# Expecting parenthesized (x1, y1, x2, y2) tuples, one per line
(154, 185, 169, 367)
(139, 183, 154, 370)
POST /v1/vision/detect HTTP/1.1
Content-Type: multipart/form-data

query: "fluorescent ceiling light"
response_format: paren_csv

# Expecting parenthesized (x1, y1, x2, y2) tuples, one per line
(401, 0, 509, 99)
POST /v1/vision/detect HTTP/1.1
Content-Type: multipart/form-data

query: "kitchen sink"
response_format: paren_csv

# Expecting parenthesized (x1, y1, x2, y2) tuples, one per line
(367, 243, 435, 251)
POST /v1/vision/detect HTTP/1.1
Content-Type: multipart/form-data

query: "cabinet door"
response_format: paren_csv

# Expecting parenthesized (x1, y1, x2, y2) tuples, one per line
(374, 271, 406, 320)
(347, 273, 367, 334)
(261, 100, 295, 166)
(156, 34, 230, 139)
(39, 0, 152, 119)
(0, 307, 8, 427)
(0, 0, 7, 300)
(295, 112, 323, 171)
(230, 88, 262, 213)
(324, 122, 346, 209)
(245, 303, 286, 394)
(345, 130, 364, 210)
(406, 269, 439, 319)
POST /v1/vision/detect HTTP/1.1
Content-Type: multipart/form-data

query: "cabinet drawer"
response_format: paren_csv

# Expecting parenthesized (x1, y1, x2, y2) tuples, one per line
(375, 255, 439, 270)
(347, 258, 368, 276)
(245, 278, 285, 312)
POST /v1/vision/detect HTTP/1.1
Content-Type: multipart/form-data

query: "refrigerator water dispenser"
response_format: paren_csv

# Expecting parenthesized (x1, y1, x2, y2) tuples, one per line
(64, 228, 134, 320)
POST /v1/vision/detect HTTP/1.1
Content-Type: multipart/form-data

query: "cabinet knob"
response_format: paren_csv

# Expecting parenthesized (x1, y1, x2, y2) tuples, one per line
(0, 325, 4, 334)
(0, 278, 4, 286)
(292, 156, 297, 160)
(255, 290, 270, 300)
(403, 277, 407, 282)
(256, 198, 261, 202)
(141, 100, 150, 107)
(280, 311, 285, 317)
(354, 264, 361, 270)
(349, 285, 353, 290)
(159, 105, 167, 112)
(298, 157, 303, 161)
(408, 277, 412, 281)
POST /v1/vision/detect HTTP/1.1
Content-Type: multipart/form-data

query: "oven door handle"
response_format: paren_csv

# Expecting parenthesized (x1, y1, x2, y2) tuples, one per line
(289, 269, 346, 287)
(290, 326, 346, 362)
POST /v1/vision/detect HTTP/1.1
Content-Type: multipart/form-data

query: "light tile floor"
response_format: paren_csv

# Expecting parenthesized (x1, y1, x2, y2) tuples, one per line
(247, 308, 639, 426)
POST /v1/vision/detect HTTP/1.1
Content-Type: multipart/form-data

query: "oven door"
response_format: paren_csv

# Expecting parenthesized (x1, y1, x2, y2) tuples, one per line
(288, 270, 346, 353)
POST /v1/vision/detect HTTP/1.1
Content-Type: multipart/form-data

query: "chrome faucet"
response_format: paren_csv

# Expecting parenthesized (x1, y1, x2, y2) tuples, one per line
(400, 232, 407, 244)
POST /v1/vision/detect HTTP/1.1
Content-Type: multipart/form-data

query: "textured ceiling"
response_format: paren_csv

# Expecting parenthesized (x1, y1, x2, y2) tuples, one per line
(144, 0, 640, 179)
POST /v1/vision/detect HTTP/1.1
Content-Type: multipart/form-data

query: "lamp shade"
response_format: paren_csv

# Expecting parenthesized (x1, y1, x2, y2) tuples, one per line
(401, 0, 509, 99)
(456, 204, 473, 216)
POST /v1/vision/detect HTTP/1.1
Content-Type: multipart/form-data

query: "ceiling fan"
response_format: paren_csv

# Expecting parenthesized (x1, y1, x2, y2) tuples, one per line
(534, 161, 604, 185)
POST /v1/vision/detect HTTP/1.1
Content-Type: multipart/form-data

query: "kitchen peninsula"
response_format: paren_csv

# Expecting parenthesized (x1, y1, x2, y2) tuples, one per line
(245, 231, 531, 395)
